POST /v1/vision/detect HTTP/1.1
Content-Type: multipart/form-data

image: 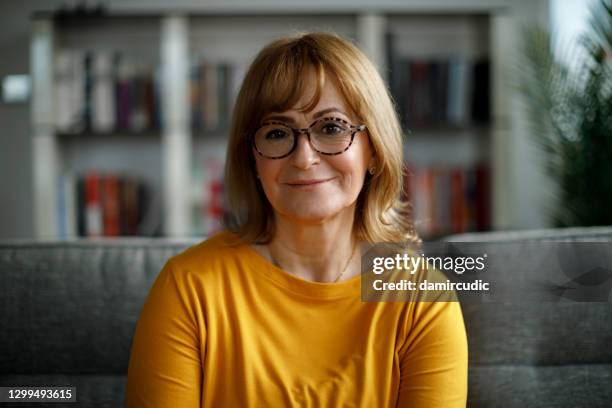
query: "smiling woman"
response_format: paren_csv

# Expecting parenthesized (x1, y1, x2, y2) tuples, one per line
(125, 32, 468, 407)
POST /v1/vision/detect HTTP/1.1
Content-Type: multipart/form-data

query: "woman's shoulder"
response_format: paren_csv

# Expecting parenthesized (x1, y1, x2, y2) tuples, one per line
(165, 229, 248, 275)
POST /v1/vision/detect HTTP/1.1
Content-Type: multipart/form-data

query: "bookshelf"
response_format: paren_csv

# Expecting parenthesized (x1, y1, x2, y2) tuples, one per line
(30, 4, 529, 239)
(386, 14, 491, 237)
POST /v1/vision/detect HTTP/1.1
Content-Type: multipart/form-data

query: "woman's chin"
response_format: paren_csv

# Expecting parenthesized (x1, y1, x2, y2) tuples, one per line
(276, 204, 349, 224)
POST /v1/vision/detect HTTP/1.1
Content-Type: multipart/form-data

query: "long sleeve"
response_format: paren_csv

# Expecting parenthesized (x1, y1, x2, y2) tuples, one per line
(125, 259, 204, 407)
(396, 300, 468, 407)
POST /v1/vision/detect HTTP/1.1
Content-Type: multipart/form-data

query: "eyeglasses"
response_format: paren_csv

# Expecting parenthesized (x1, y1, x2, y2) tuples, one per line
(251, 116, 367, 159)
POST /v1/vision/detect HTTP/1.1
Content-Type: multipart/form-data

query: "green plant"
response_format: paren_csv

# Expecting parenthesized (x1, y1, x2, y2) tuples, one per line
(520, 0, 612, 227)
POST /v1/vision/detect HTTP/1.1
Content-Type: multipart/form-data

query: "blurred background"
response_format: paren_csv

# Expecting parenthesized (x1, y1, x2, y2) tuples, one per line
(0, 0, 609, 241)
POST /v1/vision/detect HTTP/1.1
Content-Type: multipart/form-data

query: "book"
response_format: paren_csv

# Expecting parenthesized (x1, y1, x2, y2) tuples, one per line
(404, 162, 491, 238)
(62, 172, 157, 237)
(91, 51, 115, 133)
(57, 172, 77, 239)
(447, 55, 470, 127)
(102, 174, 120, 236)
(84, 171, 103, 237)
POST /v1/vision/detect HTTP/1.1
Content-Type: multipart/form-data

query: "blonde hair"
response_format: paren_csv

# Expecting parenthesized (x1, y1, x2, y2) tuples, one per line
(223, 31, 419, 245)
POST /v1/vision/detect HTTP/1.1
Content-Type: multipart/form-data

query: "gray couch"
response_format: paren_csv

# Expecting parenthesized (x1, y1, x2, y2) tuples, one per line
(1, 227, 611, 407)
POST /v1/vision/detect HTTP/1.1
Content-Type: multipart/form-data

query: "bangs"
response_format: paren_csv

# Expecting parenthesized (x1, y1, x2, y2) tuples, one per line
(255, 41, 327, 119)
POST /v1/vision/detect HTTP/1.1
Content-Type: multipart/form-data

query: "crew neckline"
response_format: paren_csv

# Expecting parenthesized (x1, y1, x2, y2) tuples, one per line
(235, 233, 362, 300)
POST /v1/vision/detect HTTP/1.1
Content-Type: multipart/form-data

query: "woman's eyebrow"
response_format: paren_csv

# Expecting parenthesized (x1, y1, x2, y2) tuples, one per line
(313, 107, 349, 119)
(263, 107, 349, 123)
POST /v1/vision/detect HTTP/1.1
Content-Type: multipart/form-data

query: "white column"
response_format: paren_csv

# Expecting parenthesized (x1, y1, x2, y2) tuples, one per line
(161, 15, 191, 237)
(490, 12, 514, 230)
(493, 0, 555, 230)
(31, 18, 59, 239)
(356, 13, 387, 82)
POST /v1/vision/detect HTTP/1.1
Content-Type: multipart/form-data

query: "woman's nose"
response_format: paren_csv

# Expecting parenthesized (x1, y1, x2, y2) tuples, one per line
(289, 131, 320, 169)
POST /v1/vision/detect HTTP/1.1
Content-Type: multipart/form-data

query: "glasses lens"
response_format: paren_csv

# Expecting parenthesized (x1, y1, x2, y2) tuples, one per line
(254, 124, 294, 158)
(311, 119, 352, 154)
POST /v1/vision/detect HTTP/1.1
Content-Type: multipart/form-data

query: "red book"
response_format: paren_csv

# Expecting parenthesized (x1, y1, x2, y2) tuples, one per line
(103, 174, 120, 236)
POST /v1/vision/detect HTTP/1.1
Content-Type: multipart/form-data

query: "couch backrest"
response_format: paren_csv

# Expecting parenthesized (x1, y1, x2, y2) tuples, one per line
(0, 238, 199, 375)
(440, 226, 612, 406)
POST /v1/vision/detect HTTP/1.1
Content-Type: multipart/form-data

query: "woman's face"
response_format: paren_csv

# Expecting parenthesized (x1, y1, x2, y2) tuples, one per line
(253, 72, 373, 224)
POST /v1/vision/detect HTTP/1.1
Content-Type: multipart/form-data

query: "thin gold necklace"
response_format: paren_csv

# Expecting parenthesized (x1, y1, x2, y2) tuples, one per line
(269, 240, 358, 283)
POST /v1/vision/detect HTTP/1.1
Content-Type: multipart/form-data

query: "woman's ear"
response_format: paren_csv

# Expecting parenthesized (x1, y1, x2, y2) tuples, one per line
(368, 156, 377, 175)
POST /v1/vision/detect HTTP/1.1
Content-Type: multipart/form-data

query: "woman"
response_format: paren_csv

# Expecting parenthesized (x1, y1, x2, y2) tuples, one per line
(126, 32, 467, 407)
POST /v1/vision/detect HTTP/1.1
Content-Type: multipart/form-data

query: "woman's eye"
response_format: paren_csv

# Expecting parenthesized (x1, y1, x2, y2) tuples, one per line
(266, 129, 289, 140)
(322, 123, 345, 135)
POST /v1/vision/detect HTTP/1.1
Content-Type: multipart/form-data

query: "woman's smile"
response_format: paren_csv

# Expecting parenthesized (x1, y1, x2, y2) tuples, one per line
(284, 177, 337, 189)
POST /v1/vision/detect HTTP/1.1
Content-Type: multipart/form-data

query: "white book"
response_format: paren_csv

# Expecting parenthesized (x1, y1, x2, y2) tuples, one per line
(86, 201, 103, 237)
(92, 51, 115, 133)
(56, 173, 77, 239)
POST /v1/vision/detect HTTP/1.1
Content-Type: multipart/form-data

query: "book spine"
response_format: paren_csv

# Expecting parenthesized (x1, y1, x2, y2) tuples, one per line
(92, 51, 116, 133)
(83, 52, 93, 131)
(85, 171, 103, 237)
(64, 173, 78, 238)
(71, 50, 86, 133)
(103, 174, 120, 236)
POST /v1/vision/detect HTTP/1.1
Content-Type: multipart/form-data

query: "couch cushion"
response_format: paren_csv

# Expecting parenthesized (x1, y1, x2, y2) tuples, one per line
(463, 302, 612, 365)
(468, 364, 612, 407)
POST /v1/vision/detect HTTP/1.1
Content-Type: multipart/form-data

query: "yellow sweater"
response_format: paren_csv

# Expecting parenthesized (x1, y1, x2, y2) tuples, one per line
(125, 231, 468, 407)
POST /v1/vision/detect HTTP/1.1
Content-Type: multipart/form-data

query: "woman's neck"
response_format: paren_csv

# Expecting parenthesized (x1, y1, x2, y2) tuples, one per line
(263, 210, 360, 283)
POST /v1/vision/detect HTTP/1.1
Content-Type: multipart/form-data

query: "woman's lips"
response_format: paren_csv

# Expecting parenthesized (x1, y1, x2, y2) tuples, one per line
(285, 177, 335, 187)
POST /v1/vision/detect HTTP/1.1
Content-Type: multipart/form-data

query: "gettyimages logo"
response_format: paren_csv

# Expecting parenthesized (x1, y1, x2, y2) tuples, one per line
(360, 242, 491, 303)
